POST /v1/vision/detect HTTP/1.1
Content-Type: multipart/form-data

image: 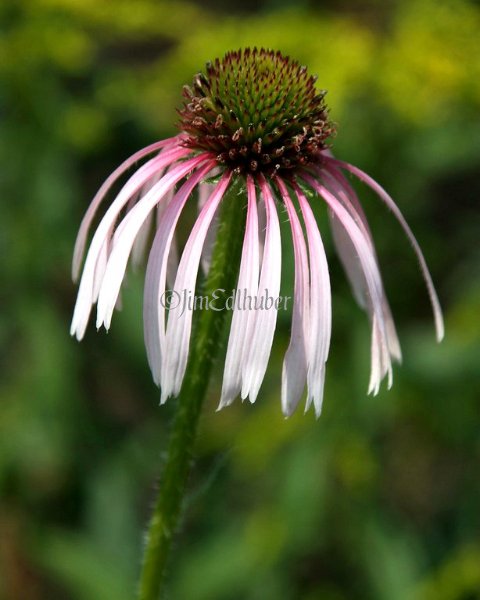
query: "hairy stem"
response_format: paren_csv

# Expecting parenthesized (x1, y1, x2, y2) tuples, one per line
(137, 181, 246, 600)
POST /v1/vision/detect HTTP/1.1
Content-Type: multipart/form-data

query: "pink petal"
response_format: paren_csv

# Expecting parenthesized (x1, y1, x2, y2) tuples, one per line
(293, 182, 332, 416)
(96, 154, 208, 332)
(198, 178, 220, 275)
(92, 237, 109, 302)
(241, 175, 282, 404)
(219, 175, 260, 409)
(71, 145, 192, 340)
(161, 172, 233, 402)
(303, 173, 392, 395)
(326, 157, 444, 342)
(276, 178, 310, 417)
(131, 171, 167, 270)
(156, 191, 178, 288)
(144, 162, 215, 385)
(323, 167, 402, 362)
(130, 211, 154, 271)
(257, 195, 266, 266)
(72, 136, 180, 281)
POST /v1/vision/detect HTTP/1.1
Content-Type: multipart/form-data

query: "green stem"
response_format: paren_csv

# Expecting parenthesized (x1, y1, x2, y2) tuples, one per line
(137, 180, 246, 600)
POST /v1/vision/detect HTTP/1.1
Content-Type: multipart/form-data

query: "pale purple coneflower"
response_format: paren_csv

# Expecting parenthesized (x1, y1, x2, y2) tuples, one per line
(71, 48, 444, 417)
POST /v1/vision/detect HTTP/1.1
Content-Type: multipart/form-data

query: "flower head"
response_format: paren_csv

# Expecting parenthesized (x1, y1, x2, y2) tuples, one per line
(179, 48, 334, 175)
(71, 48, 443, 417)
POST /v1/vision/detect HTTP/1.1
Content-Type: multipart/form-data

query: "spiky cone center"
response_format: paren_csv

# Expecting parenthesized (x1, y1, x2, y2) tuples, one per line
(178, 48, 335, 176)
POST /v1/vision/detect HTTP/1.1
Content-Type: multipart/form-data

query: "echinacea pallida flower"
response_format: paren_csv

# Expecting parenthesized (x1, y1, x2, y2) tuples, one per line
(71, 48, 444, 417)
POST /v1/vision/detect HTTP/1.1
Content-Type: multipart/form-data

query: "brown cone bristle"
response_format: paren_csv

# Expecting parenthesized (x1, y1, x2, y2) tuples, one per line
(178, 48, 335, 176)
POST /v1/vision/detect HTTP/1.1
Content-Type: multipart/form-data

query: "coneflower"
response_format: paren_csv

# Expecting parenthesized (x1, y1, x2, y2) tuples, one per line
(71, 48, 444, 598)
(72, 47, 443, 416)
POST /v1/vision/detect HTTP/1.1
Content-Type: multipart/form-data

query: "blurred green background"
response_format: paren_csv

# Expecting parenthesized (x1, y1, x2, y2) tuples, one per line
(1, 0, 480, 598)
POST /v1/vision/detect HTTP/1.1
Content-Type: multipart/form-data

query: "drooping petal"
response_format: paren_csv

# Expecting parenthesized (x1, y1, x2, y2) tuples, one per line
(144, 162, 215, 385)
(322, 166, 402, 362)
(293, 182, 331, 416)
(155, 191, 179, 288)
(326, 157, 444, 342)
(257, 194, 266, 266)
(96, 154, 209, 332)
(302, 173, 392, 395)
(320, 151, 375, 242)
(70, 145, 192, 340)
(92, 237, 109, 303)
(241, 175, 281, 404)
(198, 171, 221, 275)
(113, 170, 165, 272)
(72, 136, 180, 281)
(131, 171, 168, 270)
(275, 178, 309, 417)
(161, 172, 233, 402)
(219, 175, 259, 409)
(329, 206, 367, 305)
(128, 211, 152, 271)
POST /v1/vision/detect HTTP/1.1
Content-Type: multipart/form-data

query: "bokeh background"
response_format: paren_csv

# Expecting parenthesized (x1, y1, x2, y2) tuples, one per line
(1, 0, 480, 598)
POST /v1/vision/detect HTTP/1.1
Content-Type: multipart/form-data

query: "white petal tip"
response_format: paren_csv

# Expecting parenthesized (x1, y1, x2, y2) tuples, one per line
(305, 398, 322, 419)
(70, 320, 86, 341)
(313, 398, 324, 419)
(217, 396, 235, 411)
(150, 373, 161, 387)
(95, 310, 107, 330)
(282, 392, 301, 417)
(436, 325, 445, 343)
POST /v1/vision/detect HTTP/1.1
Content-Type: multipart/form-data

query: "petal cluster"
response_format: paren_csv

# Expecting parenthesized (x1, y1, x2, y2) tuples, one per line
(71, 133, 443, 416)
